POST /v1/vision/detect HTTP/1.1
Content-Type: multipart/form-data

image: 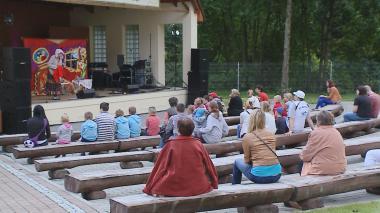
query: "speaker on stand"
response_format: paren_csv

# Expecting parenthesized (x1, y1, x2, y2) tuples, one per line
(187, 48, 209, 105)
(0, 47, 32, 134)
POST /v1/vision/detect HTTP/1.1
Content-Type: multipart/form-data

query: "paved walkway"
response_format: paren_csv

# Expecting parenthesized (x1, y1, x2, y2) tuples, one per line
(0, 155, 98, 213)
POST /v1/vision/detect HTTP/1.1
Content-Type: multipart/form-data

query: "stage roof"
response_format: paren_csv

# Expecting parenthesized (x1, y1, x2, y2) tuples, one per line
(42, 0, 160, 9)
(42, 0, 204, 22)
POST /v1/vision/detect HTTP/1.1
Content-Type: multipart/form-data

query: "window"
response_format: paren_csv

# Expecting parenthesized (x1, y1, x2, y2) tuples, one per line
(125, 25, 139, 65)
(93, 26, 107, 63)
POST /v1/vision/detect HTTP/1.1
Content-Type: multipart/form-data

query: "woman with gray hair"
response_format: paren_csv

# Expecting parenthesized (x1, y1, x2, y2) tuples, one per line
(300, 111, 347, 176)
(228, 89, 243, 116)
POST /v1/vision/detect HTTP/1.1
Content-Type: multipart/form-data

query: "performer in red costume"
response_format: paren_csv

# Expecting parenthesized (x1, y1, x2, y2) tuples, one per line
(47, 49, 74, 100)
(47, 49, 64, 100)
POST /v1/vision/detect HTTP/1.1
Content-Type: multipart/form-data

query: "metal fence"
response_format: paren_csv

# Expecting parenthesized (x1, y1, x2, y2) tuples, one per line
(164, 61, 380, 93)
(208, 62, 380, 93)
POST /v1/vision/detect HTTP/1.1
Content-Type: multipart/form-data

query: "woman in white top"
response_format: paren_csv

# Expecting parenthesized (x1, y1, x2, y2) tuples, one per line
(261, 101, 277, 134)
(239, 100, 256, 138)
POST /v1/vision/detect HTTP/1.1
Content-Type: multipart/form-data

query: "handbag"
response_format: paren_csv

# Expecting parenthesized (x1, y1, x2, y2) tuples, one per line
(24, 119, 47, 148)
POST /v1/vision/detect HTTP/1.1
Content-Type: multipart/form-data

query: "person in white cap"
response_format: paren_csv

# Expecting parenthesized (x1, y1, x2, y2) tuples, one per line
(287, 90, 314, 134)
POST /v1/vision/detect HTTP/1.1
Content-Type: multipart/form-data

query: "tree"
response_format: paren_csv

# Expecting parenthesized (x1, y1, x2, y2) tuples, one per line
(281, 0, 292, 91)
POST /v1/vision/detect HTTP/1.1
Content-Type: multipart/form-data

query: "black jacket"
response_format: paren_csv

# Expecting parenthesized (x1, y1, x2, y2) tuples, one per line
(27, 117, 51, 141)
(228, 96, 243, 116)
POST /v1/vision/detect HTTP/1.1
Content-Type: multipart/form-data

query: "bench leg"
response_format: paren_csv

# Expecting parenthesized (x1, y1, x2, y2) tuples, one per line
(27, 157, 41, 164)
(81, 190, 106, 200)
(120, 161, 144, 169)
(284, 198, 324, 210)
(48, 169, 70, 179)
(218, 175, 232, 184)
(366, 187, 380, 195)
(283, 164, 300, 174)
(238, 204, 278, 213)
(215, 153, 228, 158)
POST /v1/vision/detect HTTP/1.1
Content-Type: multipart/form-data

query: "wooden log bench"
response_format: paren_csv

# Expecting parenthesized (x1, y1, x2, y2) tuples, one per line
(309, 104, 344, 123)
(63, 134, 380, 200)
(35, 119, 380, 179)
(0, 131, 81, 152)
(12, 135, 161, 164)
(109, 165, 380, 213)
(224, 116, 240, 126)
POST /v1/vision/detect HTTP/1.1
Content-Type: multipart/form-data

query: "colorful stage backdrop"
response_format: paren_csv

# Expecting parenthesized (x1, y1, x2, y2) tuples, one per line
(23, 38, 87, 95)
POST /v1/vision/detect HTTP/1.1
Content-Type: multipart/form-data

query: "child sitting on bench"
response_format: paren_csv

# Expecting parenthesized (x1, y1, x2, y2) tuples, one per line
(145, 107, 160, 136)
(128, 106, 142, 138)
(115, 109, 130, 139)
(80, 112, 97, 142)
(56, 114, 73, 144)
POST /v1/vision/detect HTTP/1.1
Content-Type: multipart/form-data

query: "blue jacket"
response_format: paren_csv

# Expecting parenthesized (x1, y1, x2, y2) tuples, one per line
(128, 114, 141, 138)
(81, 120, 97, 141)
(115, 116, 130, 139)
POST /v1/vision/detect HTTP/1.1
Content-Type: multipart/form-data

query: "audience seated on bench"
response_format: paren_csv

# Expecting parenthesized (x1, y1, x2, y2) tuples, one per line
(143, 118, 218, 197)
(233, 110, 281, 185)
(300, 111, 347, 176)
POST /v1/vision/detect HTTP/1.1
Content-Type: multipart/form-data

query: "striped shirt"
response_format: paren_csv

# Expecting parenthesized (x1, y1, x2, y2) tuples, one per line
(95, 112, 115, 141)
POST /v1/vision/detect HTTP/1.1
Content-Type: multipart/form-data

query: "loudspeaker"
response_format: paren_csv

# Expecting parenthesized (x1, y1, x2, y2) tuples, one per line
(0, 80, 31, 110)
(76, 89, 96, 99)
(2, 47, 31, 81)
(2, 106, 31, 134)
(117, 54, 124, 67)
(187, 48, 209, 105)
(191, 48, 209, 72)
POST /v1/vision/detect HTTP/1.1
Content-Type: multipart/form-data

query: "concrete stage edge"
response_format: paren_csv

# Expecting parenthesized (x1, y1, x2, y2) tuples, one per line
(33, 89, 187, 125)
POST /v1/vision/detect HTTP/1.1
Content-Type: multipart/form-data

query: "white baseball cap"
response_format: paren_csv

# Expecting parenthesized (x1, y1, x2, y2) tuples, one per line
(293, 90, 305, 99)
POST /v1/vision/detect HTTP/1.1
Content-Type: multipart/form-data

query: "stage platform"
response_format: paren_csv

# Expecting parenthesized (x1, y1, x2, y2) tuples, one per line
(32, 88, 187, 125)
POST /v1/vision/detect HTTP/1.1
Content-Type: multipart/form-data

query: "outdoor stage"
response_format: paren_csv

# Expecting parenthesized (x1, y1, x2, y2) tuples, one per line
(32, 88, 187, 125)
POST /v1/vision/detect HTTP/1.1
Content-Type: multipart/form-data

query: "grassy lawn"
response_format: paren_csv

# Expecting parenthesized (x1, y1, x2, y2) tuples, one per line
(213, 90, 355, 104)
(301, 200, 380, 213)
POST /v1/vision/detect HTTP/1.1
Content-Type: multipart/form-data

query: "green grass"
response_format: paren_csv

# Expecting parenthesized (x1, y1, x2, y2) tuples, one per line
(213, 90, 355, 104)
(300, 200, 380, 213)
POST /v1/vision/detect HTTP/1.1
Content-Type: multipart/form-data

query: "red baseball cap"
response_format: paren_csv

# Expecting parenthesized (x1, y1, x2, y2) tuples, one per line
(208, 92, 218, 99)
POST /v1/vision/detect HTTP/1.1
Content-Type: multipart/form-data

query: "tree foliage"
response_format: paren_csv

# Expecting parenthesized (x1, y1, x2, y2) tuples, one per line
(198, 0, 380, 92)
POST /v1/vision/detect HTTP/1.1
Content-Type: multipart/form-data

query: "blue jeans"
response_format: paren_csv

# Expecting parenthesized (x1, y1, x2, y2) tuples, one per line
(315, 97, 334, 109)
(232, 159, 281, 184)
(344, 112, 370, 122)
(237, 124, 241, 138)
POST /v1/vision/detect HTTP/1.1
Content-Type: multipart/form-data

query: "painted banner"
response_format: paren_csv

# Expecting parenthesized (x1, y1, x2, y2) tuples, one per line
(23, 38, 87, 95)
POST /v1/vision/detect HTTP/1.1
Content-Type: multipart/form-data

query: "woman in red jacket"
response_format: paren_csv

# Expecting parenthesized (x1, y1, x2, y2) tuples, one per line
(143, 118, 218, 196)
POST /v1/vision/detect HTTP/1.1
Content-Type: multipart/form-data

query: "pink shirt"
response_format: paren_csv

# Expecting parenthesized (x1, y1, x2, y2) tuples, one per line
(146, 115, 161, 136)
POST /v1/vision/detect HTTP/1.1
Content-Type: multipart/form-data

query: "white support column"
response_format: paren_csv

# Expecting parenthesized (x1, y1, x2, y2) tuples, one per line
(182, 2, 198, 85)
(140, 23, 165, 86)
(155, 24, 165, 85)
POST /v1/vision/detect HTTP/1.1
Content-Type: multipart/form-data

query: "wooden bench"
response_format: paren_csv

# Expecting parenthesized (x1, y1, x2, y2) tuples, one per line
(109, 165, 380, 213)
(0, 131, 81, 152)
(12, 135, 161, 163)
(309, 104, 343, 122)
(224, 116, 240, 126)
(35, 119, 380, 179)
(63, 134, 380, 200)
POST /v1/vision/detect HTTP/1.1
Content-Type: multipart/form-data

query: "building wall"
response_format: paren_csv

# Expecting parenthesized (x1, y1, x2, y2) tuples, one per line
(0, 1, 71, 48)
(69, 2, 197, 85)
